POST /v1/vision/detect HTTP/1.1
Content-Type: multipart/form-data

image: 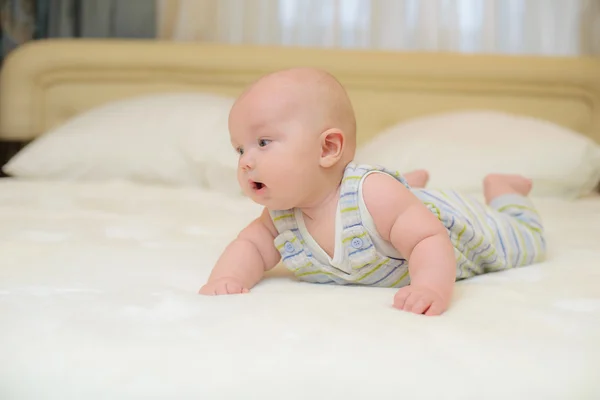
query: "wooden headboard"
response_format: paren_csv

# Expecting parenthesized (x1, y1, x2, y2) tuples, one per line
(1, 38, 600, 145)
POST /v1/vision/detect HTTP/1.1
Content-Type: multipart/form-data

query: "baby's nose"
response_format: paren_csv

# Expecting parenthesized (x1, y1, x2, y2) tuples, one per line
(240, 154, 254, 170)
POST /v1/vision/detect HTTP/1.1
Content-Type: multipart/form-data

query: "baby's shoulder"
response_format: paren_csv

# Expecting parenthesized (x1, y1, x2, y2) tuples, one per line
(358, 169, 414, 238)
(361, 170, 409, 197)
(344, 161, 406, 187)
(346, 160, 404, 179)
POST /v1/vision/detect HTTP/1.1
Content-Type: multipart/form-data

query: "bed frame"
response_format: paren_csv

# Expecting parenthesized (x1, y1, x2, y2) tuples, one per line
(1, 38, 600, 147)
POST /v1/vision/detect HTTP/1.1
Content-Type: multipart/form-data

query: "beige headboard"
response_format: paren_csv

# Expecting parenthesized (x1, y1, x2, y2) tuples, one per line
(1, 38, 600, 144)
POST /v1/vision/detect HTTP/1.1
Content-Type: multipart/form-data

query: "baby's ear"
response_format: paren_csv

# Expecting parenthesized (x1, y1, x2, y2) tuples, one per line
(319, 129, 345, 168)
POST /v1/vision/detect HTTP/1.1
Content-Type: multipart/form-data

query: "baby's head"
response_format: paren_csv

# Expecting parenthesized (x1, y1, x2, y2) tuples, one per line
(228, 67, 356, 210)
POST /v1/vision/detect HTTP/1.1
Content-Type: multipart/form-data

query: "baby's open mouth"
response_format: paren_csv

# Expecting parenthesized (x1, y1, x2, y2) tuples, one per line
(251, 181, 265, 190)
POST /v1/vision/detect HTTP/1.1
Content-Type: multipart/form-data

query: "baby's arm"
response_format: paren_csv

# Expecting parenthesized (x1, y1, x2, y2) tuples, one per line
(362, 173, 456, 315)
(199, 208, 281, 295)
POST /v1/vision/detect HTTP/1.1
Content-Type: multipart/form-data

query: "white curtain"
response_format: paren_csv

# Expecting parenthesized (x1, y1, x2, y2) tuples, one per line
(157, 0, 600, 56)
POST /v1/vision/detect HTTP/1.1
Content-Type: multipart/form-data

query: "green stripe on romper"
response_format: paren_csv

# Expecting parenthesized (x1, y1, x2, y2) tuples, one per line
(464, 235, 485, 260)
(456, 224, 467, 243)
(357, 259, 389, 282)
(292, 262, 312, 272)
(424, 202, 442, 220)
(497, 204, 538, 215)
(342, 175, 361, 182)
(514, 219, 542, 234)
(389, 268, 410, 287)
(276, 236, 296, 250)
(296, 270, 334, 277)
(341, 207, 359, 213)
(273, 213, 294, 221)
(472, 238, 497, 267)
(441, 191, 482, 234)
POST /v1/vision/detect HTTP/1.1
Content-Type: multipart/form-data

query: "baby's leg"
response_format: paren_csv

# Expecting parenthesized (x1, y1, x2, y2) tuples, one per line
(483, 173, 532, 204)
(483, 173, 546, 266)
(403, 169, 429, 188)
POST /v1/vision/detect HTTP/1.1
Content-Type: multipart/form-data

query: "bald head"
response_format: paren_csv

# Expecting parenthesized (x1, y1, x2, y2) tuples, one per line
(231, 67, 357, 151)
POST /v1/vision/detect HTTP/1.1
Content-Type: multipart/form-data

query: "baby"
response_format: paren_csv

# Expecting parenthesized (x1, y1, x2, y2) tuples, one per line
(198, 67, 547, 316)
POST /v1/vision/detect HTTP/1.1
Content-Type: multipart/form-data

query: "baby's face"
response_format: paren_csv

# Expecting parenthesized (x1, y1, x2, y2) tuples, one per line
(228, 89, 322, 210)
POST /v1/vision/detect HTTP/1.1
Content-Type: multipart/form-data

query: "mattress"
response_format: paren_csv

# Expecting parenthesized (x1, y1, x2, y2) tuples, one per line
(1, 179, 599, 399)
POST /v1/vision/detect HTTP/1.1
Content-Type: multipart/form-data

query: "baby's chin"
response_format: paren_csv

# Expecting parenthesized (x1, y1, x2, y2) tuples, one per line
(250, 196, 295, 211)
(241, 185, 298, 210)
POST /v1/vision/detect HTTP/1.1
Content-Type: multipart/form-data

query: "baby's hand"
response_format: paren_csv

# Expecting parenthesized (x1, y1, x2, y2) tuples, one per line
(198, 277, 249, 296)
(393, 285, 448, 316)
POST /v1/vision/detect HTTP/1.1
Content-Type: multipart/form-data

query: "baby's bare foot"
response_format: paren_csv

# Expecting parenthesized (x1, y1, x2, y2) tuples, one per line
(484, 173, 533, 204)
(404, 169, 430, 188)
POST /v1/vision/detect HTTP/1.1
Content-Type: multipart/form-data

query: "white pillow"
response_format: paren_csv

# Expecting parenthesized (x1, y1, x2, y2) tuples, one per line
(356, 110, 600, 199)
(3, 92, 241, 194)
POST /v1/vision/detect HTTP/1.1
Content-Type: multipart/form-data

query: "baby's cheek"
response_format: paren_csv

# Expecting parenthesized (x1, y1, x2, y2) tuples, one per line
(272, 174, 290, 190)
(236, 172, 247, 189)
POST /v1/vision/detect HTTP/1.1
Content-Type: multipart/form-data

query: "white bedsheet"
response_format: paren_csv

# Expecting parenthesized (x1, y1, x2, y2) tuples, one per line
(1, 179, 599, 400)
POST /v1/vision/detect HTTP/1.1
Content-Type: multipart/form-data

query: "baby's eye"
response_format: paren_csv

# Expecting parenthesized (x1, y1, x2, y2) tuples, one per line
(236, 147, 244, 155)
(258, 139, 271, 147)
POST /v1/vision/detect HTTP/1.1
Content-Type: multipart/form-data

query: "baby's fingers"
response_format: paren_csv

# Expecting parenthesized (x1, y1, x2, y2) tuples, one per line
(400, 291, 431, 314)
(198, 285, 215, 295)
(220, 282, 248, 295)
(424, 301, 445, 316)
(407, 297, 432, 315)
(198, 280, 249, 296)
(393, 287, 411, 310)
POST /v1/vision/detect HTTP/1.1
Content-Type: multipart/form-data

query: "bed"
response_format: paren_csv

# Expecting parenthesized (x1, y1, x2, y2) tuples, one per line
(1, 39, 599, 399)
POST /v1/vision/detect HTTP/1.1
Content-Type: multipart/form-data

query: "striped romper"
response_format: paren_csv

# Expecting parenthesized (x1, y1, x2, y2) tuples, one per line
(269, 162, 547, 287)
